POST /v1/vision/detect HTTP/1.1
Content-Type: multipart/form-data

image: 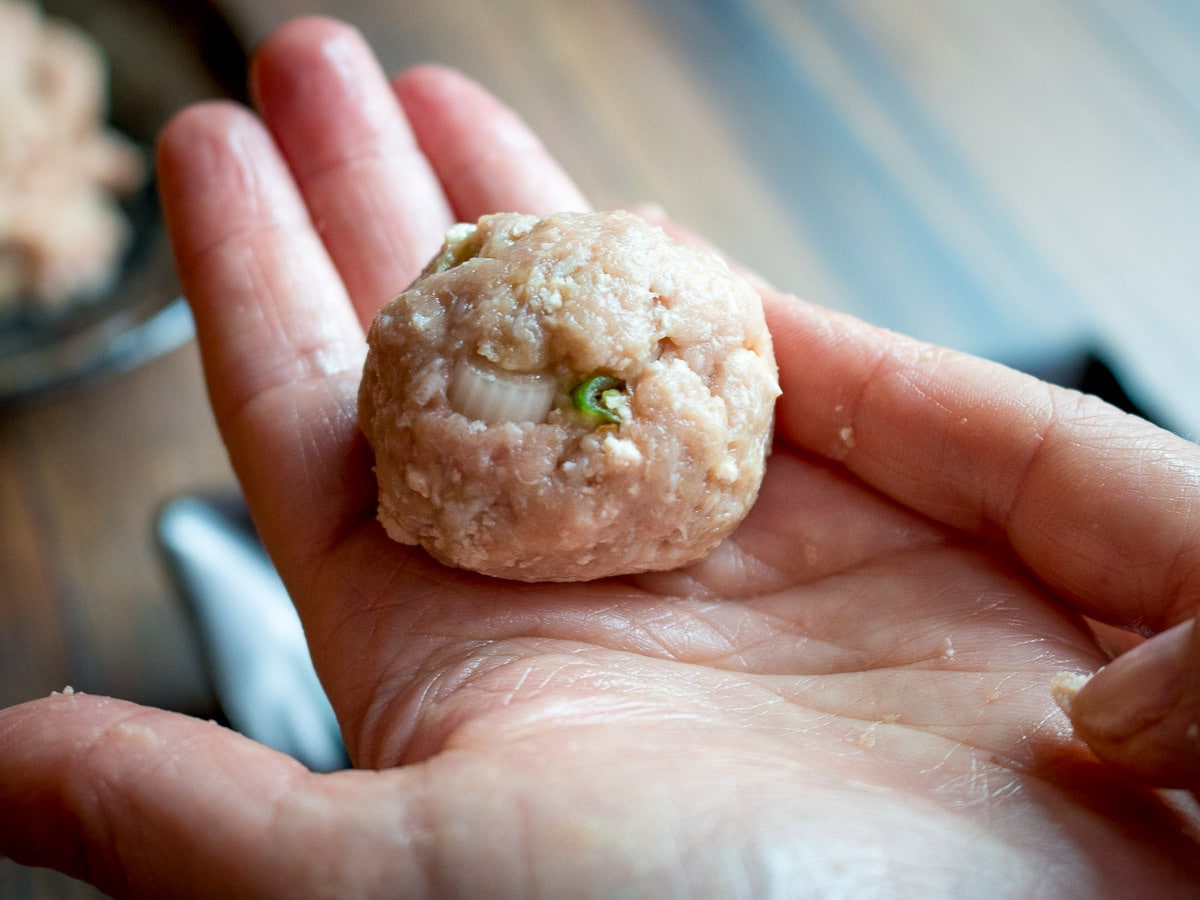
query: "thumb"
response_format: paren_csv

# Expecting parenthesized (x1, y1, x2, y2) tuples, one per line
(1054, 615, 1200, 791)
(0, 693, 419, 898)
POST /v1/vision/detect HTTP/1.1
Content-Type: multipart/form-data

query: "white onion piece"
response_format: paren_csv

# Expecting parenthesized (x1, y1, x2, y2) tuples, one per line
(449, 357, 556, 424)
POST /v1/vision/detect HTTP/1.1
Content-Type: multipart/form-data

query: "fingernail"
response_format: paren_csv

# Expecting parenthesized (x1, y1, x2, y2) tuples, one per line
(1050, 670, 1091, 717)
(1071, 619, 1191, 739)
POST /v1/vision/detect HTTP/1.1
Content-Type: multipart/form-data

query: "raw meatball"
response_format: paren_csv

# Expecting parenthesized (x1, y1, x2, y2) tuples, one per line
(359, 210, 780, 582)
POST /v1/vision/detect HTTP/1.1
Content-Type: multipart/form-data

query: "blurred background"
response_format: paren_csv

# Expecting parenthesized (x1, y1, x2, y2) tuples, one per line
(3, 0, 1198, 894)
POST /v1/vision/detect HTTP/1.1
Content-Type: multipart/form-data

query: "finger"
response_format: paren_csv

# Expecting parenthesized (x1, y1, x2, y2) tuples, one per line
(157, 101, 374, 588)
(251, 18, 455, 326)
(0, 694, 405, 897)
(394, 64, 590, 220)
(762, 291, 1200, 632)
(1054, 615, 1200, 791)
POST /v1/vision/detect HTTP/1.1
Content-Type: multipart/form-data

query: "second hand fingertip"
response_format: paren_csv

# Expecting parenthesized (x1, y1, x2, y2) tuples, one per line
(1072, 620, 1190, 737)
(1052, 618, 1200, 788)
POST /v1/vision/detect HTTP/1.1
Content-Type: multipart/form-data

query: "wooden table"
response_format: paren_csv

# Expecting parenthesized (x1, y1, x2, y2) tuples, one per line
(5, 0, 1200, 894)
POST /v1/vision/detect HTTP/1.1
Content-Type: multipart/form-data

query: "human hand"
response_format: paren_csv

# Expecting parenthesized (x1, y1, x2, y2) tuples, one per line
(2, 16, 1199, 898)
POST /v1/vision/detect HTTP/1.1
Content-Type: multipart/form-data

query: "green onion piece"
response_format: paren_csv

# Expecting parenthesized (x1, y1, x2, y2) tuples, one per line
(571, 375, 627, 425)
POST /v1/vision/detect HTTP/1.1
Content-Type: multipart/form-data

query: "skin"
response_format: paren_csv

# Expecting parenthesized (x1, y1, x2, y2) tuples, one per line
(2, 16, 1200, 898)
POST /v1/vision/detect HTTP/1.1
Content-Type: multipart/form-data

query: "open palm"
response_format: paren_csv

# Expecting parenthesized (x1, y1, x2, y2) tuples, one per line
(3, 17, 1199, 898)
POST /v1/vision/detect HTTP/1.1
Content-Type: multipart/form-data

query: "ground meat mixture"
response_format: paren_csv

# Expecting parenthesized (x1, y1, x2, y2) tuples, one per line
(359, 210, 780, 582)
(0, 0, 144, 313)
